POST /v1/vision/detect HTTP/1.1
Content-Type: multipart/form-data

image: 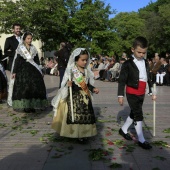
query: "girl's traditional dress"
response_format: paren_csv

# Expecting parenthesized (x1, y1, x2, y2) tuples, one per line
(0, 63, 7, 101)
(51, 48, 97, 138)
(7, 35, 48, 110)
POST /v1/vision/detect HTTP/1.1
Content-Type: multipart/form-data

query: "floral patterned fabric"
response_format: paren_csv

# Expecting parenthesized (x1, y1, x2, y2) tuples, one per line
(67, 90, 95, 124)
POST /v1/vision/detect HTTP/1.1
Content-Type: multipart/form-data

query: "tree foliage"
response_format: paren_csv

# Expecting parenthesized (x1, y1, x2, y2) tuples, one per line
(109, 12, 145, 56)
(0, 0, 170, 56)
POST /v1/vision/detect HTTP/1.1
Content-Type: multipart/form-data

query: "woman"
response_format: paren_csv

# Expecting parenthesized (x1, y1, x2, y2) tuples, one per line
(0, 51, 7, 103)
(9, 32, 48, 113)
(51, 48, 99, 143)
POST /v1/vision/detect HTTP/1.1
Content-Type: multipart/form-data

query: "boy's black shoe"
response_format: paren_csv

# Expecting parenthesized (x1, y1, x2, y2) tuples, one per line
(119, 128, 132, 140)
(138, 141, 152, 150)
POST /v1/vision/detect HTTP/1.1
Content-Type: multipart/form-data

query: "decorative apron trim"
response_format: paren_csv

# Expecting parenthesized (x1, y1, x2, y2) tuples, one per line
(72, 65, 91, 97)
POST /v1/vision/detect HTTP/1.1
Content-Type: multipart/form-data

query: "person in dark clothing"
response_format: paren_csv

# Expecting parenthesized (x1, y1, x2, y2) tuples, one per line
(0, 47, 7, 103)
(0, 46, 7, 70)
(165, 58, 170, 86)
(8, 32, 48, 113)
(54, 42, 71, 88)
(4, 23, 22, 71)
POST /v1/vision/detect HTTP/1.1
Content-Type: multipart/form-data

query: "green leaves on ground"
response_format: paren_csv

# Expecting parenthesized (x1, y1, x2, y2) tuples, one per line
(21, 130, 39, 136)
(153, 156, 166, 161)
(109, 163, 122, 169)
(113, 140, 125, 146)
(51, 146, 74, 159)
(40, 133, 78, 144)
(88, 148, 110, 161)
(151, 140, 169, 147)
(163, 128, 170, 133)
(0, 123, 7, 128)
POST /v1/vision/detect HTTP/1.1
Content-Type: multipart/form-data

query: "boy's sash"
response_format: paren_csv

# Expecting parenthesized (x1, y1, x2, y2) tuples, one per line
(20, 45, 42, 75)
(72, 66, 91, 97)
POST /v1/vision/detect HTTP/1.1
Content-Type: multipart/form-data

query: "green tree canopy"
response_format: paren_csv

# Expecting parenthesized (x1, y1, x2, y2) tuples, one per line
(0, 0, 170, 57)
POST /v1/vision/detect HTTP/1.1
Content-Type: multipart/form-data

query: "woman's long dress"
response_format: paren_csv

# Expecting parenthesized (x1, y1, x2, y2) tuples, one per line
(52, 81, 97, 138)
(12, 54, 48, 109)
(0, 63, 7, 100)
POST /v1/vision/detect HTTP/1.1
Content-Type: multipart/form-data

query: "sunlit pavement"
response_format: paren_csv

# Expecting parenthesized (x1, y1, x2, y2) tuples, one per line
(0, 73, 170, 170)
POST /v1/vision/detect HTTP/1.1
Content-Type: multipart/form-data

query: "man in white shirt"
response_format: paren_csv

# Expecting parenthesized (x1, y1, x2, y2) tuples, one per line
(4, 23, 22, 71)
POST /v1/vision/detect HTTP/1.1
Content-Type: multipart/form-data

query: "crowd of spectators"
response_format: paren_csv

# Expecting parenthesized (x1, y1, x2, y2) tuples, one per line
(148, 52, 170, 86)
(40, 57, 59, 76)
(39, 51, 170, 87)
(91, 53, 126, 82)
(90, 51, 170, 86)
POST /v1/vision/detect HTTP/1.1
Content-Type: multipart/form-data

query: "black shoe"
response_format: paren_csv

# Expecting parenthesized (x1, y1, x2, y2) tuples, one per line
(138, 141, 152, 150)
(119, 128, 132, 140)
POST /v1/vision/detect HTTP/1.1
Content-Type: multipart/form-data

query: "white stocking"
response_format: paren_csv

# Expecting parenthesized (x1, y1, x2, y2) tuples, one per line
(121, 116, 133, 134)
(135, 121, 145, 143)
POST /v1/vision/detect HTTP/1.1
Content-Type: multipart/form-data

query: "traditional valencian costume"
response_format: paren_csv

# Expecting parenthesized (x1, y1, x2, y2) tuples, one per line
(51, 48, 97, 138)
(7, 32, 48, 111)
(0, 62, 7, 101)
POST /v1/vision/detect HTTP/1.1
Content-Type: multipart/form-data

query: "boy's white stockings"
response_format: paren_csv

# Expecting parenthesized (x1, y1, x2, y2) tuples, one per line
(134, 121, 145, 143)
(121, 117, 145, 143)
(121, 116, 133, 134)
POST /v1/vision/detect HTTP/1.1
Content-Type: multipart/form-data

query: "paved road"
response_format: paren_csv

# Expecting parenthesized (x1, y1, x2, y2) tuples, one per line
(0, 74, 170, 170)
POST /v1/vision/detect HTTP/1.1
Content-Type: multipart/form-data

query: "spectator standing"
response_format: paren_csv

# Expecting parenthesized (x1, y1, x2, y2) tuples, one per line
(4, 23, 22, 71)
(54, 42, 71, 88)
(150, 55, 161, 84)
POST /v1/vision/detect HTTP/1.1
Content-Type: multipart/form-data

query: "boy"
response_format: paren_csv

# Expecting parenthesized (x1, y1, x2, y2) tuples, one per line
(118, 36, 156, 150)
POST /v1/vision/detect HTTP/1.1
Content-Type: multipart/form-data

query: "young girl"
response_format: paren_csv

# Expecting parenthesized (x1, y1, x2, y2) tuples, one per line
(51, 48, 99, 143)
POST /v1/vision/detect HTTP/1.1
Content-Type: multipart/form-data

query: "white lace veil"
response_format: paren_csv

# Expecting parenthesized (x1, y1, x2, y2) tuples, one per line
(7, 32, 38, 106)
(51, 48, 94, 115)
(11, 32, 37, 73)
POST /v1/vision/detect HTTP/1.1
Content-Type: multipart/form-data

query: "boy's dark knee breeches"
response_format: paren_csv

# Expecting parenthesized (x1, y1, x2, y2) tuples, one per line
(130, 111, 144, 121)
(126, 93, 145, 122)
